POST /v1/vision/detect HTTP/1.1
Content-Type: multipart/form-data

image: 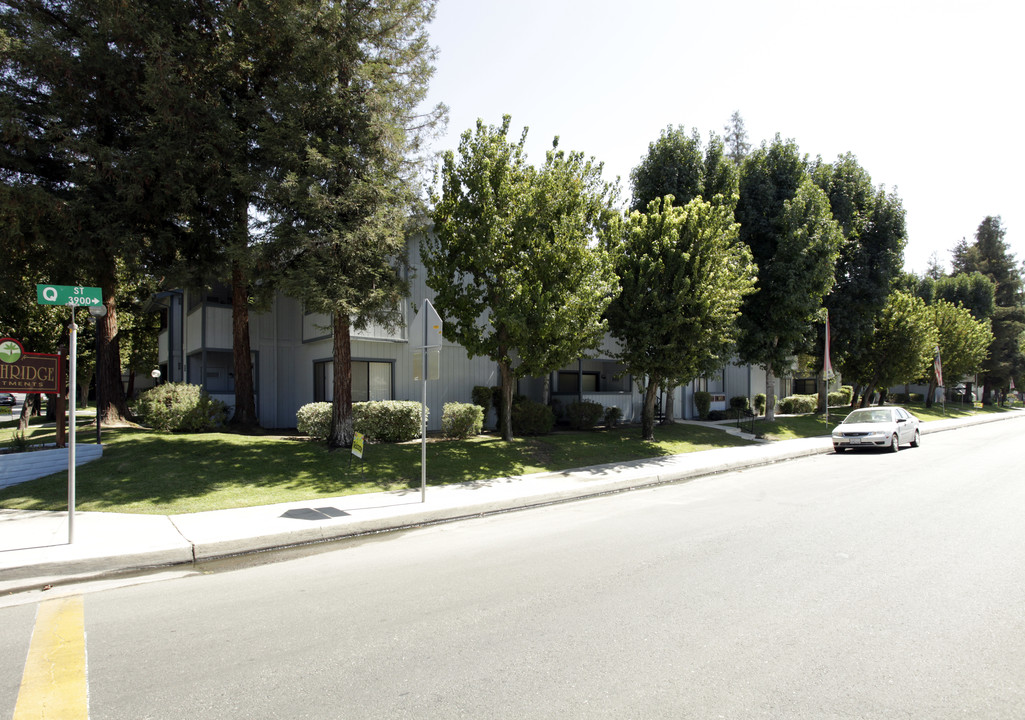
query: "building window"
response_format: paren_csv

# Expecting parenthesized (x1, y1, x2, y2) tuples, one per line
(314, 360, 392, 402)
(555, 371, 600, 394)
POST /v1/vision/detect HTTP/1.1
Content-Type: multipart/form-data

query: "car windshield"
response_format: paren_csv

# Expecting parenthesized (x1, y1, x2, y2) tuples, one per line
(844, 409, 892, 424)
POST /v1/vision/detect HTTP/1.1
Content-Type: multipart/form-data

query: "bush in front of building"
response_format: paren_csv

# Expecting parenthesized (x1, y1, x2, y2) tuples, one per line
(603, 405, 623, 429)
(296, 400, 425, 442)
(754, 393, 766, 415)
(442, 402, 484, 438)
(511, 398, 554, 436)
(566, 400, 604, 430)
(693, 391, 712, 419)
(296, 402, 333, 440)
(777, 394, 818, 414)
(828, 385, 854, 406)
(133, 382, 228, 432)
(353, 400, 424, 442)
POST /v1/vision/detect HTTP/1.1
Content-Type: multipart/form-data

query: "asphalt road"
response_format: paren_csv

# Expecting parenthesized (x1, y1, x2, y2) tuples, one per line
(3, 420, 1024, 719)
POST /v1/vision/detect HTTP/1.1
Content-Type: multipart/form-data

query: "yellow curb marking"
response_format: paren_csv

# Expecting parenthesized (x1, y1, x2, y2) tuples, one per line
(14, 596, 88, 720)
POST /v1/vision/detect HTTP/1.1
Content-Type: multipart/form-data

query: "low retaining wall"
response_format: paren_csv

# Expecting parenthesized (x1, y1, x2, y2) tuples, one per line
(0, 444, 104, 490)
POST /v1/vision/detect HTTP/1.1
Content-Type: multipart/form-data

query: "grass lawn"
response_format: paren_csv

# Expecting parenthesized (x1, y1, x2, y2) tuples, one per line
(2, 400, 1015, 515)
(0, 420, 751, 515)
(753, 400, 1015, 441)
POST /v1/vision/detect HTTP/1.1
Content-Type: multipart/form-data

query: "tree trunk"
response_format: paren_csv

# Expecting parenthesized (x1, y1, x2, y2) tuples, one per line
(764, 363, 777, 422)
(925, 380, 937, 408)
(641, 379, 659, 441)
(97, 293, 131, 425)
(328, 313, 354, 448)
(18, 399, 31, 432)
(230, 261, 259, 427)
(660, 383, 676, 425)
(850, 384, 861, 410)
(498, 357, 514, 442)
(817, 370, 828, 413)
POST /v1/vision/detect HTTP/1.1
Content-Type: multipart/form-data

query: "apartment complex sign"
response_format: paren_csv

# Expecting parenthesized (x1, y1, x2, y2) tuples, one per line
(0, 338, 62, 393)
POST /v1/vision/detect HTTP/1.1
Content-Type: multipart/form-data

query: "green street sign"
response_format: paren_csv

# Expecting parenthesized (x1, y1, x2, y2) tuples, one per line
(36, 284, 103, 307)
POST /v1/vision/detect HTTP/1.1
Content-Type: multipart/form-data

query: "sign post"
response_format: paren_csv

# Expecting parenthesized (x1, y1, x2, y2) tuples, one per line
(410, 299, 442, 503)
(36, 284, 102, 543)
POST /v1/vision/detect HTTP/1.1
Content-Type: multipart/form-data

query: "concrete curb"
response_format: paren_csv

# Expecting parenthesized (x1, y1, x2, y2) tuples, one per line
(2, 409, 1022, 596)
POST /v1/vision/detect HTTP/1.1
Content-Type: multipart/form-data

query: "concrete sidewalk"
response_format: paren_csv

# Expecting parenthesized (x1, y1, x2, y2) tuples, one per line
(2, 410, 1021, 597)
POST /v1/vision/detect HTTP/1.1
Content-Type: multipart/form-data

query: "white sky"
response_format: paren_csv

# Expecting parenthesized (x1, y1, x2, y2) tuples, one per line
(422, 0, 1024, 276)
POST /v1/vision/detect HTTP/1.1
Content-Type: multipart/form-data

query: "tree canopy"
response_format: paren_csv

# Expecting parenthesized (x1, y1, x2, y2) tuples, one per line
(424, 116, 618, 441)
(735, 137, 842, 420)
(605, 196, 756, 440)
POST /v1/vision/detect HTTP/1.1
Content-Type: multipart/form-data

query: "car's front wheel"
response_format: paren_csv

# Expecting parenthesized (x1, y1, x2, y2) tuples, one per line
(889, 433, 900, 452)
(910, 429, 921, 448)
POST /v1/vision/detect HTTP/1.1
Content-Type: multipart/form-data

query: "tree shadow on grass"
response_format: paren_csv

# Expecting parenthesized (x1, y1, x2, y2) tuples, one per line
(0, 423, 754, 513)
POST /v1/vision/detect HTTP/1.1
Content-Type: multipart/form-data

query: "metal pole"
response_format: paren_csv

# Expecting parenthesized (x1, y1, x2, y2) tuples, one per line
(421, 374, 427, 503)
(68, 308, 77, 544)
(95, 323, 101, 444)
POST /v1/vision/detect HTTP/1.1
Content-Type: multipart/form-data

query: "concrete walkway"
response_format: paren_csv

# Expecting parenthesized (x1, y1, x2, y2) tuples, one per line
(2, 410, 1022, 597)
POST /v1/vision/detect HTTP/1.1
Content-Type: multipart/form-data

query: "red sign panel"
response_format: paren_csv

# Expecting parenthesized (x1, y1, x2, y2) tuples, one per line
(0, 338, 62, 394)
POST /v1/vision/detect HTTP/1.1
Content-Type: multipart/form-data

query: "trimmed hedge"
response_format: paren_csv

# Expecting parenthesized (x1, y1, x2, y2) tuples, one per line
(566, 400, 604, 430)
(777, 394, 818, 414)
(353, 400, 423, 442)
(296, 402, 333, 440)
(442, 402, 484, 439)
(296, 400, 425, 442)
(693, 391, 712, 419)
(511, 399, 554, 436)
(132, 382, 228, 432)
(754, 393, 766, 415)
(730, 395, 750, 412)
(829, 385, 854, 406)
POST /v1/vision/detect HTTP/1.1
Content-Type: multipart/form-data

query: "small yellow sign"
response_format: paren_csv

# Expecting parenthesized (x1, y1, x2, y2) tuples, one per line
(351, 431, 365, 459)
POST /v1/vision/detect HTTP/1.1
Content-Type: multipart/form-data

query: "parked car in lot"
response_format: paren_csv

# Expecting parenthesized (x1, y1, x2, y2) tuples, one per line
(832, 406, 921, 453)
(0, 392, 16, 406)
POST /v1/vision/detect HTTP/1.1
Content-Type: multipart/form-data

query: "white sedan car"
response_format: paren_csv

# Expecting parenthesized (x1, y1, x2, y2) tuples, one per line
(832, 406, 921, 453)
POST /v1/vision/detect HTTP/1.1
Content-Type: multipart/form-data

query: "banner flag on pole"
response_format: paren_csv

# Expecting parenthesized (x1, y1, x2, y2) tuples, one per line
(823, 311, 833, 379)
(933, 345, 944, 388)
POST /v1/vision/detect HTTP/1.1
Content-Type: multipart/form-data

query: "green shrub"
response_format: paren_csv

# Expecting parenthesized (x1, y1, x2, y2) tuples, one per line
(442, 402, 484, 439)
(353, 400, 424, 443)
(471, 386, 492, 415)
(754, 393, 766, 415)
(828, 385, 853, 406)
(296, 402, 333, 440)
(708, 410, 728, 421)
(603, 405, 623, 429)
(730, 395, 750, 412)
(693, 391, 712, 419)
(566, 400, 604, 430)
(132, 382, 228, 432)
(778, 394, 818, 414)
(511, 398, 554, 436)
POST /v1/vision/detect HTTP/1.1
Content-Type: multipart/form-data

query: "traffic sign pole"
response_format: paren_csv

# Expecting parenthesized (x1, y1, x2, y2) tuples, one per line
(36, 283, 103, 543)
(68, 313, 77, 544)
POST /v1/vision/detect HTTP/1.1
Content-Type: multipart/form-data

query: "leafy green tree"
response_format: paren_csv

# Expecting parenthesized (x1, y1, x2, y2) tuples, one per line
(605, 196, 756, 440)
(951, 216, 1025, 402)
(933, 272, 996, 321)
(857, 291, 937, 406)
(630, 126, 738, 213)
(424, 117, 619, 441)
(629, 126, 739, 421)
(735, 137, 843, 420)
(925, 300, 993, 406)
(813, 154, 906, 406)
